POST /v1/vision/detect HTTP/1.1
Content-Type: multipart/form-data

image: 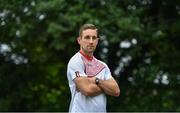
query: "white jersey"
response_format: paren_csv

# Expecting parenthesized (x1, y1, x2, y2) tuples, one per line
(67, 52, 112, 113)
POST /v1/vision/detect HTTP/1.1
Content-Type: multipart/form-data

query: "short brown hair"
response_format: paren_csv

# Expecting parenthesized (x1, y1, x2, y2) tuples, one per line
(79, 23, 98, 37)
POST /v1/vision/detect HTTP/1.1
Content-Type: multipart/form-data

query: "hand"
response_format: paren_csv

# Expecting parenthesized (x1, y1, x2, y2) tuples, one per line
(88, 76, 96, 84)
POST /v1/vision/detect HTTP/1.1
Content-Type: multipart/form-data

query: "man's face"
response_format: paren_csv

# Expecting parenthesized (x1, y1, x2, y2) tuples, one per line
(78, 29, 99, 55)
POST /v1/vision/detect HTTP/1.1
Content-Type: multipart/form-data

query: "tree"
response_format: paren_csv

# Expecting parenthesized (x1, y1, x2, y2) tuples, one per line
(0, 0, 180, 111)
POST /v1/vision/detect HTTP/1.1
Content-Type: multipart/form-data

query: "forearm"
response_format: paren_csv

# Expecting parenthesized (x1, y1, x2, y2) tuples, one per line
(75, 77, 103, 96)
(85, 83, 102, 96)
(98, 78, 120, 97)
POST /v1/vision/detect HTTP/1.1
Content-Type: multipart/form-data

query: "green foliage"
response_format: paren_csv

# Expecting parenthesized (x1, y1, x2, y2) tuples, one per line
(0, 0, 180, 112)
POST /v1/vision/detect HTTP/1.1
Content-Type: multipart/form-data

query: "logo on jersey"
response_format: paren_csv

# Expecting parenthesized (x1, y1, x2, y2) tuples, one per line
(75, 71, 80, 77)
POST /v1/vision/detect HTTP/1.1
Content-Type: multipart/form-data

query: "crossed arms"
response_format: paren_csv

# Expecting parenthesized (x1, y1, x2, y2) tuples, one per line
(74, 76, 120, 97)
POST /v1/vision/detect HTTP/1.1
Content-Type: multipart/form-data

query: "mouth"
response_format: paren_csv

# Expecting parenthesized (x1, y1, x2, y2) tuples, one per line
(87, 46, 94, 48)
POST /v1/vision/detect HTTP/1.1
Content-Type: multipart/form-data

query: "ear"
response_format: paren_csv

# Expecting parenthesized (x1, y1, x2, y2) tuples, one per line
(96, 38, 99, 44)
(97, 38, 100, 42)
(77, 37, 81, 44)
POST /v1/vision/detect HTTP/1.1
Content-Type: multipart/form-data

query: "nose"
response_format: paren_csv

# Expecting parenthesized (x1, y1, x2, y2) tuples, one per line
(89, 38, 94, 43)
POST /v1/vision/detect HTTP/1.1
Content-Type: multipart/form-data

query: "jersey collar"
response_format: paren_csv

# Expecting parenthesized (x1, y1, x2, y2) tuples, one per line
(79, 50, 93, 61)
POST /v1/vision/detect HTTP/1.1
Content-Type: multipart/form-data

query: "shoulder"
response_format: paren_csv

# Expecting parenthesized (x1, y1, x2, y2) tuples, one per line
(68, 52, 83, 67)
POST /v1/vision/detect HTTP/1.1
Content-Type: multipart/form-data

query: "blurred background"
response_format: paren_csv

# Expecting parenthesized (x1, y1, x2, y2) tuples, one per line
(0, 0, 180, 112)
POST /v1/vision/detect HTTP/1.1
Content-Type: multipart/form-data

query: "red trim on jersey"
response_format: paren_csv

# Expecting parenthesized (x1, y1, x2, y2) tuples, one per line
(79, 50, 93, 61)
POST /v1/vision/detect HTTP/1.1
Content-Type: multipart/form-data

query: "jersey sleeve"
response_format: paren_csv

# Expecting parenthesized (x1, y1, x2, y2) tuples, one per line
(67, 59, 86, 81)
(104, 64, 113, 80)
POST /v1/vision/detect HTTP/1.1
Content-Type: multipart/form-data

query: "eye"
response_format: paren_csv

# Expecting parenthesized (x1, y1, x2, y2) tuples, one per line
(92, 36, 97, 40)
(84, 36, 90, 40)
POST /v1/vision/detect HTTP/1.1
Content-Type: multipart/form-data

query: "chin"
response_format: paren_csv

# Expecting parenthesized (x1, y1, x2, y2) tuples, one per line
(88, 49, 95, 52)
(86, 50, 94, 54)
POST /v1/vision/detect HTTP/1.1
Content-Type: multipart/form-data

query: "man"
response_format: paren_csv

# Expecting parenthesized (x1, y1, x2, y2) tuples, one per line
(67, 23, 120, 112)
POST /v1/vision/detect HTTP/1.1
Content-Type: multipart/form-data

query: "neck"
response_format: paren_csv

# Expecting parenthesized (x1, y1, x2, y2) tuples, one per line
(79, 50, 93, 61)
